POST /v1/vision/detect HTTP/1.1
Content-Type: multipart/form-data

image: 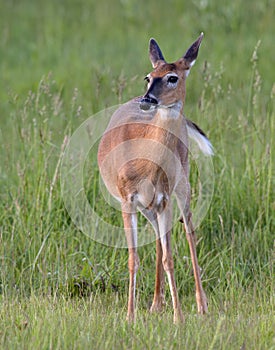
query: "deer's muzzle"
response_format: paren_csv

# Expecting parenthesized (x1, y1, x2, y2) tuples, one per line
(140, 96, 158, 111)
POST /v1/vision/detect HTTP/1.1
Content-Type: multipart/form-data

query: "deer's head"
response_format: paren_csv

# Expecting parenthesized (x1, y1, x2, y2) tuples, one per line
(140, 33, 204, 111)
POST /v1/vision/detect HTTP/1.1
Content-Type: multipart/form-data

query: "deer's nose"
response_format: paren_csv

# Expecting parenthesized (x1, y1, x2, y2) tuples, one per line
(140, 95, 158, 111)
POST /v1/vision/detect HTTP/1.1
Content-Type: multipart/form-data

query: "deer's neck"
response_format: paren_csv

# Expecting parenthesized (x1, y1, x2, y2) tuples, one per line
(150, 103, 183, 148)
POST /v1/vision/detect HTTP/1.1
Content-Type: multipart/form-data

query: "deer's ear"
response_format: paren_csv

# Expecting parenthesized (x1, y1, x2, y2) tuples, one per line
(183, 32, 204, 67)
(149, 38, 166, 68)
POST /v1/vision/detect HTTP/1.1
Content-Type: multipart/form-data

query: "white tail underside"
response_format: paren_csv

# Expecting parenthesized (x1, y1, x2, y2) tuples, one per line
(186, 122, 214, 156)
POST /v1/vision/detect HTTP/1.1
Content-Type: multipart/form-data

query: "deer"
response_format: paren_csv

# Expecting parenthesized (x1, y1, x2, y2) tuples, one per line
(97, 33, 213, 323)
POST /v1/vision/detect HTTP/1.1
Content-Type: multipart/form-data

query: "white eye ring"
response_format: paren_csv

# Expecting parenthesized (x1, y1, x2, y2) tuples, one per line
(166, 74, 179, 87)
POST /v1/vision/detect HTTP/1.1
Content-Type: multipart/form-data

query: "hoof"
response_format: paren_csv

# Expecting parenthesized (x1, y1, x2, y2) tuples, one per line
(126, 313, 135, 323)
(173, 310, 185, 324)
(196, 291, 208, 314)
(150, 300, 165, 313)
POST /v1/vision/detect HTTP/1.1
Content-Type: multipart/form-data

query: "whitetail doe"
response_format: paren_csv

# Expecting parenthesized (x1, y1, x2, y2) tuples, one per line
(98, 33, 213, 323)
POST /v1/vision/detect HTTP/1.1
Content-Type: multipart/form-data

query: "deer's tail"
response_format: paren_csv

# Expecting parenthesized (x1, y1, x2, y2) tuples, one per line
(186, 119, 214, 156)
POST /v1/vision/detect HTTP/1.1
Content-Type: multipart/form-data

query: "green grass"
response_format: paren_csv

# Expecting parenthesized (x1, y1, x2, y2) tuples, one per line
(0, 0, 274, 349)
(0, 292, 274, 349)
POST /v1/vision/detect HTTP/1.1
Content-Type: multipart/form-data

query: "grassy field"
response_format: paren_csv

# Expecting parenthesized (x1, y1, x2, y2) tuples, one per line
(0, 0, 274, 349)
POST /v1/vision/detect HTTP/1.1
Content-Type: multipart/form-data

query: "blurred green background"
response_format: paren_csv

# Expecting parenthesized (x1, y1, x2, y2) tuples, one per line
(0, 1, 274, 348)
(1, 0, 274, 109)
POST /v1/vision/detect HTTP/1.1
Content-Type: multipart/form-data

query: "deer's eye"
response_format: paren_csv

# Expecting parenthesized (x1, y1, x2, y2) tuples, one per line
(167, 76, 178, 84)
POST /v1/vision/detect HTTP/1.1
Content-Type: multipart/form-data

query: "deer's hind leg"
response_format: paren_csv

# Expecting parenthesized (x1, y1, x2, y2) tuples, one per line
(157, 201, 184, 323)
(175, 180, 208, 314)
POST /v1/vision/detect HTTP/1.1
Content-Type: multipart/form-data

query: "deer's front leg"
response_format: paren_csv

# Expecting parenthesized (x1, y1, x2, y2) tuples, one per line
(140, 208, 165, 313)
(122, 205, 139, 323)
(127, 246, 139, 322)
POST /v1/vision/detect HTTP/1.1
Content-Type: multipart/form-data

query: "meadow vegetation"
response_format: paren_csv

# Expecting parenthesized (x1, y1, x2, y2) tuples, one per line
(0, 0, 274, 349)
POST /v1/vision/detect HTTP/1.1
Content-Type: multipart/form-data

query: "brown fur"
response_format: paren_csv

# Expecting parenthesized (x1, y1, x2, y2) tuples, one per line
(97, 34, 208, 323)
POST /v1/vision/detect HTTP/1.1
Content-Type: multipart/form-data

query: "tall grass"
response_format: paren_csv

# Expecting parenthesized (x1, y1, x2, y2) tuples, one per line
(0, 0, 274, 348)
